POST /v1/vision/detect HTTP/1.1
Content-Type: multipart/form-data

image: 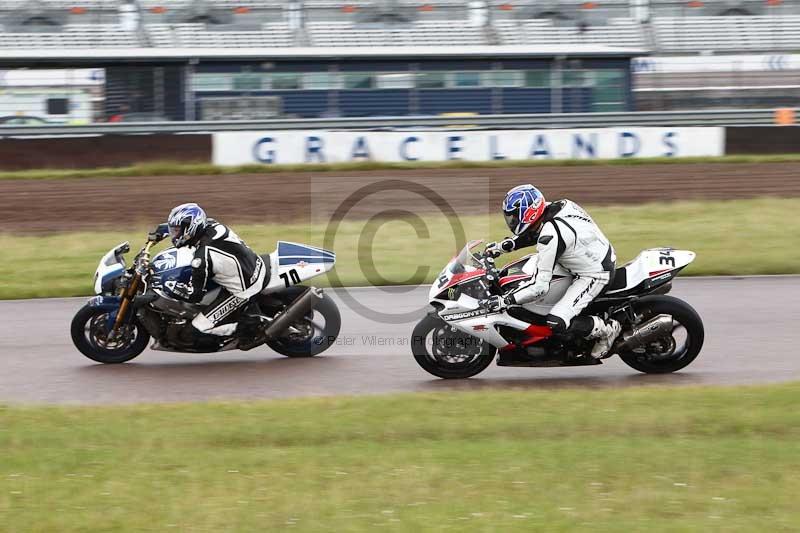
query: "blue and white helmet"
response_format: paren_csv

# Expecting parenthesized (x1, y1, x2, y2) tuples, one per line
(167, 203, 207, 248)
(502, 184, 546, 235)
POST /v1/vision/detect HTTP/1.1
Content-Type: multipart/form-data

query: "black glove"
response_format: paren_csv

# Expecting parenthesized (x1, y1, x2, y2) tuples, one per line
(481, 295, 509, 312)
(148, 223, 169, 243)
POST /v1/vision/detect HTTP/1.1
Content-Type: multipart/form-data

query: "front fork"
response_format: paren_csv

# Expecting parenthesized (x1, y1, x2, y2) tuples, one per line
(112, 241, 155, 333)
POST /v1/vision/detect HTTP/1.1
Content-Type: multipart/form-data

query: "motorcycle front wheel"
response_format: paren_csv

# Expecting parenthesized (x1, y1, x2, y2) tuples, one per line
(70, 304, 150, 364)
(411, 314, 496, 379)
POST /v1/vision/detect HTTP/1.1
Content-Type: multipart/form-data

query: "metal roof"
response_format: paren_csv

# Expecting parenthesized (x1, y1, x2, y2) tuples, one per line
(0, 44, 648, 65)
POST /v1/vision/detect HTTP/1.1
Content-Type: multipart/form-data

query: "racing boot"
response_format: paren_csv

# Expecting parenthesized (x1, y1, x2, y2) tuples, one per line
(587, 316, 622, 359)
(236, 314, 269, 351)
(177, 325, 224, 352)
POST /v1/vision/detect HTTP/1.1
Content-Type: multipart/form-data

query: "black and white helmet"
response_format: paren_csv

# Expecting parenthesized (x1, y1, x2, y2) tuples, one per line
(167, 203, 207, 248)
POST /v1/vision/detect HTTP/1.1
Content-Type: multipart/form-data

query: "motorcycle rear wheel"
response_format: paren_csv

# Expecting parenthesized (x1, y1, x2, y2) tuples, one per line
(264, 286, 341, 358)
(71, 304, 150, 364)
(411, 314, 496, 379)
(618, 295, 704, 374)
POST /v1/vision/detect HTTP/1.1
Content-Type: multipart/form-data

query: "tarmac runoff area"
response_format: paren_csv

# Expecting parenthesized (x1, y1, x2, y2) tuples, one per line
(0, 276, 798, 405)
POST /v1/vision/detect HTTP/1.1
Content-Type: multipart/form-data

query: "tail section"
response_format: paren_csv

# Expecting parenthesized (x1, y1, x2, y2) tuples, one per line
(262, 241, 336, 293)
(605, 248, 696, 297)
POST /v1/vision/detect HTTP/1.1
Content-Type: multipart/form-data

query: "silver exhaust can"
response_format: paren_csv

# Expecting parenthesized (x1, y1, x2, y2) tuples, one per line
(615, 314, 674, 352)
(264, 287, 324, 339)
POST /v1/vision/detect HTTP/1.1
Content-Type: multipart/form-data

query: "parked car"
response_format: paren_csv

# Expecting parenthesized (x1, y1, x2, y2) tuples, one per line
(116, 113, 170, 122)
(0, 115, 49, 125)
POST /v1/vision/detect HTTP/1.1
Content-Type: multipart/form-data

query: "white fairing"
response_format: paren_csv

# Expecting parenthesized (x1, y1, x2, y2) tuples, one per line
(261, 241, 336, 294)
(437, 294, 531, 348)
(433, 276, 573, 349)
(93, 241, 128, 294)
(606, 248, 695, 294)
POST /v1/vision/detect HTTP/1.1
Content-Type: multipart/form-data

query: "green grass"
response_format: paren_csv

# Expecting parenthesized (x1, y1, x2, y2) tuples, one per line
(1, 197, 798, 300)
(1, 383, 799, 531)
(2, 154, 800, 180)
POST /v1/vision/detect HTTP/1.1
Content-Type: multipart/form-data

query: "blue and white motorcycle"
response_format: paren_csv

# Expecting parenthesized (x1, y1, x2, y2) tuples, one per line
(71, 236, 340, 364)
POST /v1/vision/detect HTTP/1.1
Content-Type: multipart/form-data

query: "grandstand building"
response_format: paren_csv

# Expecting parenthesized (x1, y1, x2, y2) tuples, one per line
(0, 0, 797, 122)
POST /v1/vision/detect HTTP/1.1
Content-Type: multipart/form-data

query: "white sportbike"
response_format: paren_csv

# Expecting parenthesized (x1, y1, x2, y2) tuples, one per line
(412, 240, 704, 379)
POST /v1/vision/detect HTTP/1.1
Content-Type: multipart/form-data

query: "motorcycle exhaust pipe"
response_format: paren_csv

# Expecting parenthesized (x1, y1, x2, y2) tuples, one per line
(264, 287, 324, 338)
(615, 314, 673, 352)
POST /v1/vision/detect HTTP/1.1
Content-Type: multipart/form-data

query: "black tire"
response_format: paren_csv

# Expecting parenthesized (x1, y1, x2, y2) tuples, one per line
(411, 314, 496, 379)
(618, 295, 704, 374)
(70, 304, 150, 364)
(265, 286, 341, 358)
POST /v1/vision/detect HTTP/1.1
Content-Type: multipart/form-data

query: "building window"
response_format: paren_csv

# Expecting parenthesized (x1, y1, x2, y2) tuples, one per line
(232, 72, 263, 91)
(417, 72, 446, 89)
(452, 72, 481, 87)
(343, 73, 375, 89)
(271, 73, 302, 90)
(46, 98, 69, 115)
(486, 70, 523, 87)
(563, 70, 591, 87)
(524, 71, 551, 88)
(594, 69, 625, 86)
(591, 69, 626, 111)
(192, 73, 232, 92)
(376, 72, 414, 89)
(304, 72, 339, 90)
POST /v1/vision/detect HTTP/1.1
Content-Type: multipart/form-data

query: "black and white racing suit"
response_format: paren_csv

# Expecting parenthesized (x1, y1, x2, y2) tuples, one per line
(184, 221, 268, 337)
(504, 199, 616, 338)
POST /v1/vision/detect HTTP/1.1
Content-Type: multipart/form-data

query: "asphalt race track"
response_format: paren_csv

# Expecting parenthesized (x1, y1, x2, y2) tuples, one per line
(0, 277, 798, 405)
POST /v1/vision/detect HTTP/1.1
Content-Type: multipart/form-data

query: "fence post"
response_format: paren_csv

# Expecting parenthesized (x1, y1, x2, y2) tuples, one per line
(184, 61, 197, 121)
(552, 56, 564, 114)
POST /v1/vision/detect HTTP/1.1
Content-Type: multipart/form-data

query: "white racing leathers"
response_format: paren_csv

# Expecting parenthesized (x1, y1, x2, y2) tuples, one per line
(509, 200, 616, 334)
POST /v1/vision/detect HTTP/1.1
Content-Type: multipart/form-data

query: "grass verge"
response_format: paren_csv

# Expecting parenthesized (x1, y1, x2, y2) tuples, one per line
(1, 383, 799, 531)
(1, 154, 800, 180)
(1, 197, 798, 300)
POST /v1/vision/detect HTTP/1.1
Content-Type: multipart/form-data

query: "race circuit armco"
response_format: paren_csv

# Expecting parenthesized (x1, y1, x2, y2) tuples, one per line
(0, 276, 798, 405)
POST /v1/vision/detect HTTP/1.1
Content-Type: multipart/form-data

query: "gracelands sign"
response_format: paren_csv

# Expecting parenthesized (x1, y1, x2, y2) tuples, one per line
(213, 127, 725, 165)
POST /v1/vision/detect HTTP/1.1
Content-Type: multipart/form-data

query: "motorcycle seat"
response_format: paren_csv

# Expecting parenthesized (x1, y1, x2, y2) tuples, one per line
(258, 254, 273, 284)
(606, 266, 628, 292)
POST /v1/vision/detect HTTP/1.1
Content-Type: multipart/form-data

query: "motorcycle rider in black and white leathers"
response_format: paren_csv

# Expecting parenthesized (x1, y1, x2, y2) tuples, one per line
(153, 203, 268, 349)
(485, 185, 622, 358)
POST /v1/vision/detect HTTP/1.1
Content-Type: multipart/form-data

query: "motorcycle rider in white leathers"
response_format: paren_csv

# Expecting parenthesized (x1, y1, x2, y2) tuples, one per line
(485, 184, 622, 358)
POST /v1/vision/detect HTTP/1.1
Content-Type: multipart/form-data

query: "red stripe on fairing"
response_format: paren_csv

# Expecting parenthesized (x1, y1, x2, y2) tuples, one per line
(500, 324, 553, 351)
(500, 274, 531, 286)
(649, 269, 672, 277)
(439, 269, 486, 291)
(521, 324, 553, 346)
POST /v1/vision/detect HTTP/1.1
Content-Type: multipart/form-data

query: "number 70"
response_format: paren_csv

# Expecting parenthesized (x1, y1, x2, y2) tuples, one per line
(279, 268, 302, 287)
